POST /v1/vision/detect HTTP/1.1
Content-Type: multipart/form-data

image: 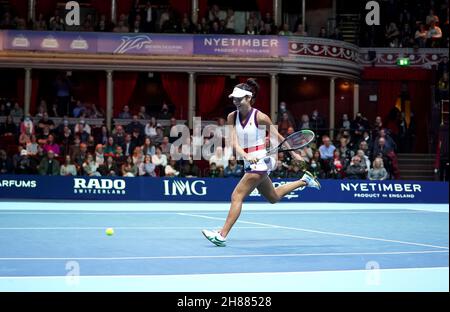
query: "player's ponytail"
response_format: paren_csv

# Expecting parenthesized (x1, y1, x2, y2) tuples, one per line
(246, 78, 259, 103)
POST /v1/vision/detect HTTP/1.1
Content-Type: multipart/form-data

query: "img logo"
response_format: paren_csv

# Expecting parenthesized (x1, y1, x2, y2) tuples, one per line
(365, 1, 380, 26)
(163, 180, 207, 196)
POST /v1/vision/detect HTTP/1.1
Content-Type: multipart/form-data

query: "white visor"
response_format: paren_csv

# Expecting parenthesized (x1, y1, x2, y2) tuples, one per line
(228, 87, 253, 98)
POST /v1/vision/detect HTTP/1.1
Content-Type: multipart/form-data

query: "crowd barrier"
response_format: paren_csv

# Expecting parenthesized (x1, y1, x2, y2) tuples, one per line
(0, 175, 448, 203)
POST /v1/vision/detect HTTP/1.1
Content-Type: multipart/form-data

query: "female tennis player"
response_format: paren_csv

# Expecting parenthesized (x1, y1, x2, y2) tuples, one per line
(202, 78, 321, 246)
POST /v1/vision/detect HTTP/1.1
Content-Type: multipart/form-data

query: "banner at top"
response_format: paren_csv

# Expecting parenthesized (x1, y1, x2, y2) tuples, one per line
(97, 33, 193, 55)
(194, 35, 289, 57)
(3, 30, 97, 53)
(1, 30, 288, 57)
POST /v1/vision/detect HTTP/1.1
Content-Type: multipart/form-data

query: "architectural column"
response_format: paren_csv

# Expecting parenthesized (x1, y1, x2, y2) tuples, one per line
(302, 0, 306, 30)
(353, 82, 360, 119)
(28, 0, 35, 22)
(270, 73, 278, 123)
(106, 70, 114, 131)
(191, 0, 199, 25)
(329, 77, 336, 139)
(188, 72, 196, 129)
(111, 0, 117, 25)
(274, 0, 282, 27)
(24, 68, 32, 116)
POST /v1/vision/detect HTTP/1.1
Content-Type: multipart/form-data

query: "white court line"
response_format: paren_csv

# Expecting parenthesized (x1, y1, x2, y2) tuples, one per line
(0, 226, 269, 230)
(0, 266, 447, 279)
(0, 202, 448, 213)
(179, 213, 450, 250)
(0, 210, 445, 215)
(0, 250, 447, 261)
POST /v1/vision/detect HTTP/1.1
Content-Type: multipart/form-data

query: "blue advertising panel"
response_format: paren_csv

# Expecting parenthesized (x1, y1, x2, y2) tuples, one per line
(194, 35, 289, 57)
(0, 175, 448, 204)
(1, 31, 289, 57)
(3, 30, 97, 53)
(97, 33, 194, 55)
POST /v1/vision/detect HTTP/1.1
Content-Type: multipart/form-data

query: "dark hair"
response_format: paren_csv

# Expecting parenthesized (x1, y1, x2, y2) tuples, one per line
(235, 78, 259, 103)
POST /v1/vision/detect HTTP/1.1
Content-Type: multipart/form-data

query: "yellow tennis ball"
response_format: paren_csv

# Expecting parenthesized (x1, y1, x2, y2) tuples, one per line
(105, 228, 114, 236)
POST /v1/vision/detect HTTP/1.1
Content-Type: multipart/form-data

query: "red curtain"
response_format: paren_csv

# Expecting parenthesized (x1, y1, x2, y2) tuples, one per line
(31, 74, 39, 115)
(91, 0, 111, 16)
(362, 67, 432, 81)
(117, 0, 133, 16)
(161, 73, 188, 119)
(36, 0, 57, 17)
(98, 73, 107, 114)
(197, 76, 226, 118)
(407, 81, 431, 152)
(238, 76, 270, 115)
(114, 72, 138, 116)
(256, 0, 273, 15)
(377, 80, 402, 123)
(170, 0, 191, 16)
(198, 0, 209, 19)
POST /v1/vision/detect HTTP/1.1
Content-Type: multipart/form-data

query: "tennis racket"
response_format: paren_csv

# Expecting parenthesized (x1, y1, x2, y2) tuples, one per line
(264, 129, 315, 158)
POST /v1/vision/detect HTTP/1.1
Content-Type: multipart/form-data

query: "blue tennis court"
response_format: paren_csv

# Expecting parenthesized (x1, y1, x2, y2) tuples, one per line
(0, 201, 448, 291)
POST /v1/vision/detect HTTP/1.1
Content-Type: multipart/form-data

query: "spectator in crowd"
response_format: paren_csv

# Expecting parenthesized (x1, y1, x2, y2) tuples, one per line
(145, 117, 158, 138)
(209, 146, 229, 169)
(96, 14, 111, 32)
(415, 23, 428, 47)
(368, 157, 389, 180)
(113, 14, 129, 33)
(208, 162, 224, 178)
(287, 161, 304, 179)
(60, 155, 77, 176)
(158, 102, 172, 119)
(50, 15, 65, 31)
(0, 149, 13, 174)
(118, 105, 132, 119)
(330, 149, 346, 179)
(26, 135, 39, 156)
(126, 115, 145, 135)
(278, 23, 292, 36)
(95, 126, 109, 146)
(318, 27, 327, 38)
(270, 160, 288, 179)
(72, 142, 88, 169)
(73, 100, 85, 118)
(122, 134, 136, 157)
(337, 136, 354, 163)
(278, 112, 296, 137)
(319, 135, 336, 176)
(137, 106, 149, 120)
(43, 134, 60, 156)
(373, 128, 396, 154)
(426, 8, 440, 25)
(94, 144, 105, 167)
(309, 150, 324, 178)
(139, 154, 156, 177)
(340, 114, 352, 130)
(112, 125, 126, 147)
(152, 147, 167, 175)
(33, 13, 47, 30)
(165, 158, 180, 177)
(142, 137, 156, 156)
(179, 156, 200, 178)
(357, 149, 371, 172)
(118, 154, 135, 176)
(159, 136, 172, 156)
(10, 102, 23, 118)
(0, 115, 17, 137)
(15, 149, 35, 174)
(298, 114, 310, 130)
(427, 20, 442, 47)
(99, 156, 119, 176)
(82, 153, 101, 176)
(310, 109, 326, 134)
(38, 150, 60, 176)
(345, 155, 367, 179)
(153, 125, 164, 145)
(330, 27, 343, 40)
(224, 156, 243, 178)
(132, 146, 144, 167)
(293, 24, 308, 36)
(385, 22, 400, 47)
(74, 119, 91, 142)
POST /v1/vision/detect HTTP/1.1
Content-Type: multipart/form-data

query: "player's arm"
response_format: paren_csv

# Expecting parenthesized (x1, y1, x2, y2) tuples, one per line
(257, 112, 303, 161)
(226, 112, 252, 161)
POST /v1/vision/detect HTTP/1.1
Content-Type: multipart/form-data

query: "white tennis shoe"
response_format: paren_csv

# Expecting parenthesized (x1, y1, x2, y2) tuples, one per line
(202, 229, 226, 247)
(301, 171, 321, 190)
